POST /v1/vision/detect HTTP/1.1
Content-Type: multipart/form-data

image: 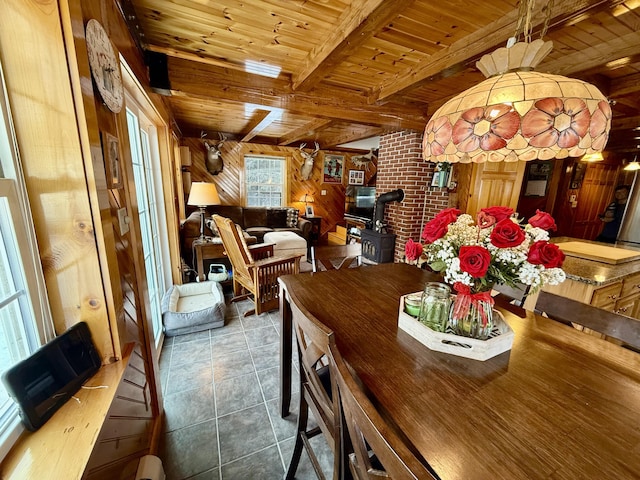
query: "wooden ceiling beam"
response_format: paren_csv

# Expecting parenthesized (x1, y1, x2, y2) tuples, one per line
(612, 115, 640, 130)
(542, 30, 640, 77)
(321, 126, 386, 149)
(239, 110, 274, 143)
(293, 0, 414, 92)
(376, 0, 615, 101)
(168, 58, 427, 130)
(610, 72, 640, 98)
(147, 45, 248, 73)
(278, 118, 333, 146)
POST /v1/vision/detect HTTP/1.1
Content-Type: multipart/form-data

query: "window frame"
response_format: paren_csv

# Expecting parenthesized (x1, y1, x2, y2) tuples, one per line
(0, 59, 53, 462)
(243, 154, 289, 207)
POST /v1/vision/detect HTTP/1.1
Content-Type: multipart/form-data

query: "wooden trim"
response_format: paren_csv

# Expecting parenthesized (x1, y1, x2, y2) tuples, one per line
(0, 344, 134, 480)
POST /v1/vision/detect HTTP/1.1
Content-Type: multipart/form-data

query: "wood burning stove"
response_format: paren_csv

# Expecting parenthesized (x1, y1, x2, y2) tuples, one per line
(361, 189, 404, 263)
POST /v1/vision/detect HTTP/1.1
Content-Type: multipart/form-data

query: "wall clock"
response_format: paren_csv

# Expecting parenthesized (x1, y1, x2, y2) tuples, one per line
(85, 19, 124, 113)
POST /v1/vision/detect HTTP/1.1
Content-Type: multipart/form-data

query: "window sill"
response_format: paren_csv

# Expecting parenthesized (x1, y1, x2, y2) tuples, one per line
(0, 343, 133, 479)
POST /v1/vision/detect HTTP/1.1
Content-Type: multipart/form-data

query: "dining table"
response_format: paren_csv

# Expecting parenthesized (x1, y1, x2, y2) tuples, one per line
(278, 262, 640, 479)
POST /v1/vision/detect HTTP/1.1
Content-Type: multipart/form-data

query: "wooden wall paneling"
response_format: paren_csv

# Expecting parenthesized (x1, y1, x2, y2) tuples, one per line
(184, 137, 375, 240)
(84, 345, 154, 479)
(78, 0, 165, 472)
(0, 0, 116, 359)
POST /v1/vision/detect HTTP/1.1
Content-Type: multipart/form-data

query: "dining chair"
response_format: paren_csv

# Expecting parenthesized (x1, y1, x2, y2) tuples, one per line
(535, 291, 640, 350)
(329, 342, 438, 480)
(212, 215, 302, 316)
(311, 243, 362, 272)
(492, 282, 530, 307)
(285, 303, 343, 480)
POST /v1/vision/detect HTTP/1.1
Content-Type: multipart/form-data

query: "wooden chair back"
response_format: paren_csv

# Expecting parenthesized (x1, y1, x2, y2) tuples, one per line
(285, 301, 342, 479)
(492, 282, 530, 307)
(213, 214, 253, 284)
(329, 342, 437, 480)
(311, 243, 362, 272)
(535, 291, 640, 351)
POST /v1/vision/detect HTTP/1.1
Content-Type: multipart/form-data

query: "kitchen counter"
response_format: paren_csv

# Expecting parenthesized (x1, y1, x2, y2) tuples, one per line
(552, 237, 640, 286)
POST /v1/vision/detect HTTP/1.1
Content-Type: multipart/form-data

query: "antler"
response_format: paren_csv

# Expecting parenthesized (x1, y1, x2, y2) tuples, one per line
(299, 143, 307, 150)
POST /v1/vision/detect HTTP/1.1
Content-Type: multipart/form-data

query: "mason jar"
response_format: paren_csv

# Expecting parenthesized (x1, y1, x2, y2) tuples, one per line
(418, 282, 451, 332)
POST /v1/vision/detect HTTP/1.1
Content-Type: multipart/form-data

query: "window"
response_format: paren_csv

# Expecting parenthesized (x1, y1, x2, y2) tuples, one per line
(244, 155, 286, 207)
(126, 102, 168, 349)
(0, 64, 53, 461)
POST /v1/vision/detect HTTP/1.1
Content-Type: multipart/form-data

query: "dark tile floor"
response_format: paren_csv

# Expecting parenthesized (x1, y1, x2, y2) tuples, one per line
(158, 295, 333, 480)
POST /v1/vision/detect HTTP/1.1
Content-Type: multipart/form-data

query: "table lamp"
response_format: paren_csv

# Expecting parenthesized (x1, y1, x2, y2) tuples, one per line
(187, 182, 220, 241)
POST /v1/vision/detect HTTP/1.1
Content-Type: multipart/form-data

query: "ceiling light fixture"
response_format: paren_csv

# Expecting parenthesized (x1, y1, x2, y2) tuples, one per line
(624, 156, 640, 171)
(422, 0, 611, 164)
(581, 152, 604, 162)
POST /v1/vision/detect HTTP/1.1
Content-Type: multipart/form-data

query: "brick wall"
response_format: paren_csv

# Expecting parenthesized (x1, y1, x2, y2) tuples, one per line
(377, 130, 450, 262)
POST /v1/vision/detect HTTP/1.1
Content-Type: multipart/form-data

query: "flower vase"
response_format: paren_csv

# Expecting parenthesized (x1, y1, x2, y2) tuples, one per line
(449, 287, 494, 340)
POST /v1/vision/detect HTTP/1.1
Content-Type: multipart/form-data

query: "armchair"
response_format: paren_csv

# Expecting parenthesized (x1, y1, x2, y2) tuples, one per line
(213, 215, 302, 316)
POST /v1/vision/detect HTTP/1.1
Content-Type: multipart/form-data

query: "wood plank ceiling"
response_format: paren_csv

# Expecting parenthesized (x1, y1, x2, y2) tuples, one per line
(123, 0, 640, 154)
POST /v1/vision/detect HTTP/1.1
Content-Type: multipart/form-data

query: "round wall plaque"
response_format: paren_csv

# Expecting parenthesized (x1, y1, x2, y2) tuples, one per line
(85, 19, 124, 113)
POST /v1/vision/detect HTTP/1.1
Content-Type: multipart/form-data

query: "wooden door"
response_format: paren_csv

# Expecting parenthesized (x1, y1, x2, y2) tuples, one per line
(570, 162, 619, 239)
(466, 161, 527, 215)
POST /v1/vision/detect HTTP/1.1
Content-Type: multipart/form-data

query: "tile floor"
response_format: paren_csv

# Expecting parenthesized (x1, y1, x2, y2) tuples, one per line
(158, 295, 333, 480)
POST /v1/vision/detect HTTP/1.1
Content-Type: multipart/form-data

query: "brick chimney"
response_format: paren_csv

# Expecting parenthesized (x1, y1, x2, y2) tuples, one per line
(376, 130, 450, 262)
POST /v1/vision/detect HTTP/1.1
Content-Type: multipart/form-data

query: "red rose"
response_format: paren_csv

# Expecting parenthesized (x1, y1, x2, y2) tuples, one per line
(480, 206, 514, 222)
(405, 239, 423, 261)
(434, 208, 461, 224)
(421, 208, 460, 243)
(459, 245, 491, 277)
(490, 218, 525, 248)
(528, 210, 557, 231)
(527, 241, 565, 268)
(421, 217, 449, 243)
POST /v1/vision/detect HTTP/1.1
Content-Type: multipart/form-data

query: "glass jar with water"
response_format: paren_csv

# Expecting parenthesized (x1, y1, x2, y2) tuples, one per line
(418, 282, 451, 332)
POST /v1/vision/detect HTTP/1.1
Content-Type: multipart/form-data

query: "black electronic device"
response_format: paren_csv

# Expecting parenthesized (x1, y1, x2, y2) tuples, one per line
(345, 186, 376, 221)
(1, 322, 101, 431)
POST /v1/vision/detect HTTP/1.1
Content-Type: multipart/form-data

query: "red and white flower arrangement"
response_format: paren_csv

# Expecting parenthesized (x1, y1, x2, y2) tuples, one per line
(406, 206, 566, 294)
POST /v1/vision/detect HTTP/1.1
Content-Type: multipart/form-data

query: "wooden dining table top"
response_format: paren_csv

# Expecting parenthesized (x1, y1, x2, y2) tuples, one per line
(278, 262, 640, 480)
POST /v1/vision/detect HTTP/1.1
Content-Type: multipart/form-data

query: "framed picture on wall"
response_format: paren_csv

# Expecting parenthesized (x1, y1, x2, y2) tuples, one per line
(101, 132, 122, 189)
(348, 170, 364, 185)
(323, 155, 344, 184)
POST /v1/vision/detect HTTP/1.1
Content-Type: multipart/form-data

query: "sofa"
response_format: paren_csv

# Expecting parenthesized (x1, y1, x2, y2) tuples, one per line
(180, 205, 311, 268)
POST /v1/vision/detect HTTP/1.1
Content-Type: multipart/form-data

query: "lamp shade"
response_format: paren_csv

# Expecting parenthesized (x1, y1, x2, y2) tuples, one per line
(423, 40, 611, 164)
(187, 182, 220, 206)
(300, 193, 314, 204)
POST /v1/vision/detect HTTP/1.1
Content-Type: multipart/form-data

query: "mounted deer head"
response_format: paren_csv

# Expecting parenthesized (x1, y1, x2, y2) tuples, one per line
(202, 131, 226, 175)
(299, 141, 320, 181)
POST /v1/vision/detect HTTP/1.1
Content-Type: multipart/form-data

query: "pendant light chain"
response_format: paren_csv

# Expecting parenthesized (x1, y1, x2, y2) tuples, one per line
(513, 0, 554, 43)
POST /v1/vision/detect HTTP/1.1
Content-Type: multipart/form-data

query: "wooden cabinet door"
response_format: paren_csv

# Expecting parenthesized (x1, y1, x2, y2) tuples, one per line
(466, 161, 527, 215)
(590, 281, 622, 311)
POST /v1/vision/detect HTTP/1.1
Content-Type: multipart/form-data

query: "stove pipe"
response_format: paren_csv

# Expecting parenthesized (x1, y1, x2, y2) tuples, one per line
(374, 189, 404, 231)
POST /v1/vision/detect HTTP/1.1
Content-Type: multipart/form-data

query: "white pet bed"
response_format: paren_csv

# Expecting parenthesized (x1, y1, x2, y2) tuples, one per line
(161, 281, 226, 336)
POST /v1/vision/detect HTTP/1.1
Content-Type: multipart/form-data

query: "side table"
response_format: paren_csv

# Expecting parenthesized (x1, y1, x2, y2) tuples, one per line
(302, 215, 322, 245)
(192, 239, 226, 282)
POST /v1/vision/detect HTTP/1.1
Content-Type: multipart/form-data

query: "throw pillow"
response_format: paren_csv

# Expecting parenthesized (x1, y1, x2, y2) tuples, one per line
(286, 208, 299, 228)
